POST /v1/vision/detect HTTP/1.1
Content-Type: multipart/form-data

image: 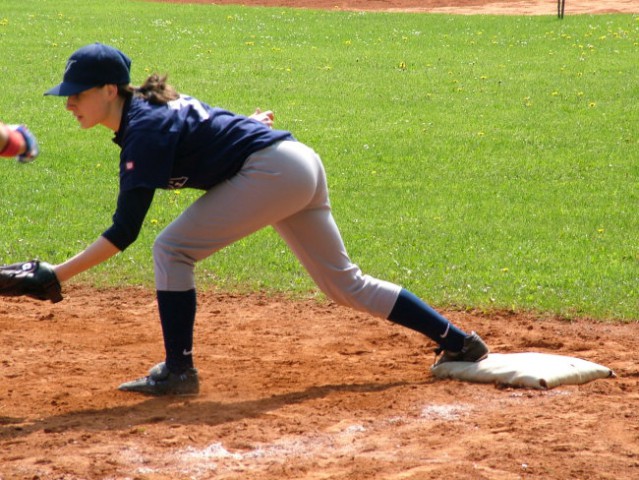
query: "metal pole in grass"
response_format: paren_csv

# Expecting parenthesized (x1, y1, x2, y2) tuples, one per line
(558, 0, 566, 18)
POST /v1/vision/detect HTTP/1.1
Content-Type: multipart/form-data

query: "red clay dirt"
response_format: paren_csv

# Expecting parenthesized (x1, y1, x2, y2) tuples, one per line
(153, 0, 639, 15)
(2, 2, 639, 479)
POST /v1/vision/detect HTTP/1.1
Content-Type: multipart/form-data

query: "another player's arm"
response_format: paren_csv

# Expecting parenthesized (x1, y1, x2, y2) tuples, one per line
(0, 124, 10, 152)
(54, 187, 155, 282)
(0, 123, 39, 162)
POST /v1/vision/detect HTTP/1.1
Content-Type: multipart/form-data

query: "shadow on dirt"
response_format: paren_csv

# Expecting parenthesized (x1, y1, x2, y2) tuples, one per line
(0, 380, 420, 440)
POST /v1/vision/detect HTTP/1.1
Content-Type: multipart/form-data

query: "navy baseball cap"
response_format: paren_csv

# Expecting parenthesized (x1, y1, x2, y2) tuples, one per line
(45, 43, 131, 96)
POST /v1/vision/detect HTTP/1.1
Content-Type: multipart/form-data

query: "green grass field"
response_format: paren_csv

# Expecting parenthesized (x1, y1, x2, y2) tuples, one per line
(1, 0, 637, 320)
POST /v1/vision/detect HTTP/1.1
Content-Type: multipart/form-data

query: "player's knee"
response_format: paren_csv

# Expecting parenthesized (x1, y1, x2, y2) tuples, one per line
(316, 273, 398, 319)
(152, 235, 169, 260)
(152, 233, 189, 265)
(319, 280, 368, 311)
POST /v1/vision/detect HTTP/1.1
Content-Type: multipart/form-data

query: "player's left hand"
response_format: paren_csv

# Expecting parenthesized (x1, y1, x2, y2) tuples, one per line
(0, 260, 63, 303)
(249, 108, 274, 128)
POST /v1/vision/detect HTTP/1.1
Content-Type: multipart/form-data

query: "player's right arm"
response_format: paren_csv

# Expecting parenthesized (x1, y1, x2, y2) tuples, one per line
(248, 108, 274, 128)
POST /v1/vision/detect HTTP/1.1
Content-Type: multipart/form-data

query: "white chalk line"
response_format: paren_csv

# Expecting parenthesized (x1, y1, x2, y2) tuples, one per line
(111, 402, 474, 479)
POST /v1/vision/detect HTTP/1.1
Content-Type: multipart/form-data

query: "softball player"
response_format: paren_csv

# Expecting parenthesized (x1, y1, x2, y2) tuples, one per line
(0, 123, 38, 162)
(45, 43, 488, 396)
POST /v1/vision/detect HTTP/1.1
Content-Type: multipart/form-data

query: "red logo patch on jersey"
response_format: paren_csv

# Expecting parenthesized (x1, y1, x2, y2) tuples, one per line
(125, 161, 135, 171)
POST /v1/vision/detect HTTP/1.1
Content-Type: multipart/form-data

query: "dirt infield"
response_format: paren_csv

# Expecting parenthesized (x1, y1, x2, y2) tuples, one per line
(1, 286, 638, 479)
(2, 2, 639, 479)
(151, 0, 639, 15)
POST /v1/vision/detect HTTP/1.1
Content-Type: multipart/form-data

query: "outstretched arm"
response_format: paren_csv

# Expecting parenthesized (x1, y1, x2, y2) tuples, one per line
(53, 187, 155, 282)
(53, 236, 120, 282)
(0, 123, 39, 162)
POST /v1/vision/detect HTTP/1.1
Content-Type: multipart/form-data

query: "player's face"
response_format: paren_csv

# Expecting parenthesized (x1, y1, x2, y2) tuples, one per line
(65, 86, 113, 130)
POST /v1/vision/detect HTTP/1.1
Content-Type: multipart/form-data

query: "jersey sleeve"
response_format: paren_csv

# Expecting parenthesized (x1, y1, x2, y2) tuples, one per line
(118, 128, 179, 191)
(102, 187, 155, 251)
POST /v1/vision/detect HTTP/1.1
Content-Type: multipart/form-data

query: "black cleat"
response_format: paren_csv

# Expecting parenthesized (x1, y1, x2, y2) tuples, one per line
(433, 332, 489, 367)
(118, 362, 199, 396)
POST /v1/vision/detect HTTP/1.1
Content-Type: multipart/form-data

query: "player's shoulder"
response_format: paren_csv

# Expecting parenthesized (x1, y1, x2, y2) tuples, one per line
(127, 96, 179, 128)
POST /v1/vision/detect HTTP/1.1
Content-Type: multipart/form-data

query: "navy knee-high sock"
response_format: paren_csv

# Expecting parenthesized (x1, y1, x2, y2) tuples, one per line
(387, 289, 466, 351)
(157, 289, 197, 374)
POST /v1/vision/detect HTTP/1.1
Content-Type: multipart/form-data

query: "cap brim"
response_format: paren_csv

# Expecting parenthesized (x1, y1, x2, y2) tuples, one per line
(44, 81, 95, 96)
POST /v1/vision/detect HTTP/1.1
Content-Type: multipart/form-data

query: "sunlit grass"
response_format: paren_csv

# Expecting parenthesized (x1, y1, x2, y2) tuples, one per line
(0, 0, 638, 320)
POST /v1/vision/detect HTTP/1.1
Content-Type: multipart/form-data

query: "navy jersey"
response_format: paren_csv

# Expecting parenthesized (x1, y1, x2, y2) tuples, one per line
(103, 94, 294, 251)
(113, 95, 294, 191)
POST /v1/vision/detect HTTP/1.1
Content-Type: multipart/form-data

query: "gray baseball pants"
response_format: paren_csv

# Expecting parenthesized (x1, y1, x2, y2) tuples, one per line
(153, 140, 402, 319)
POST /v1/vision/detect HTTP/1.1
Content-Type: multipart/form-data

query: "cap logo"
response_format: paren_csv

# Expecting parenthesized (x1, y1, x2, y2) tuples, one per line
(64, 59, 77, 75)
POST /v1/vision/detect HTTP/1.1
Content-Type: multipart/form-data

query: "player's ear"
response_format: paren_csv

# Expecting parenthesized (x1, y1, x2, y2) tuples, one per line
(104, 84, 119, 100)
